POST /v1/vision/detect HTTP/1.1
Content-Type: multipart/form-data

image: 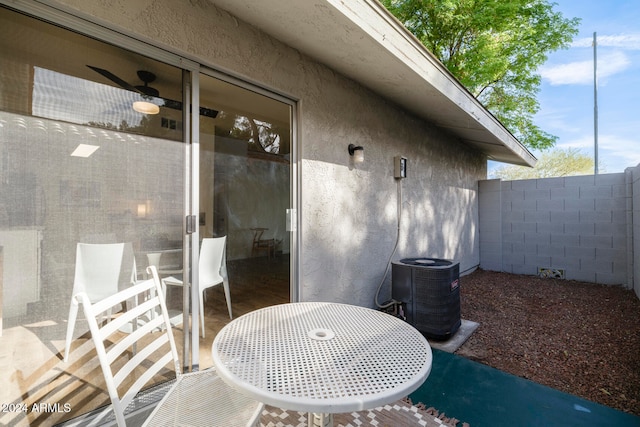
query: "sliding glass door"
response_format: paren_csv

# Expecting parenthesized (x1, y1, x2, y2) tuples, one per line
(194, 73, 292, 366)
(0, 5, 294, 425)
(0, 7, 188, 425)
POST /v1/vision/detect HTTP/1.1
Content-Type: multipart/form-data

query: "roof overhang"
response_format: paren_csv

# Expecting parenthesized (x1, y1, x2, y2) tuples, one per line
(209, 0, 536, 167)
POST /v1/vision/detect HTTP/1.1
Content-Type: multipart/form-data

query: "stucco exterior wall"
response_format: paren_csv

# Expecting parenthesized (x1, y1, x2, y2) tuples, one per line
(53, 0, 485, 307)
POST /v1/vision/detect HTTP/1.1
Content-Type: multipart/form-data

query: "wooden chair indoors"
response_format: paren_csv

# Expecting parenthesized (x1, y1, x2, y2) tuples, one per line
(250, 228, 276, 259)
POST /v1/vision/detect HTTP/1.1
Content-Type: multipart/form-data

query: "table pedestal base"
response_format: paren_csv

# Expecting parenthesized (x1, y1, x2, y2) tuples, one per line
(309, 412, 333, 427)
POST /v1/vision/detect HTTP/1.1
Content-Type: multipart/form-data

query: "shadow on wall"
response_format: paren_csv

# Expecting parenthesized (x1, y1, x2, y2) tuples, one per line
(302, 160, 480, 306)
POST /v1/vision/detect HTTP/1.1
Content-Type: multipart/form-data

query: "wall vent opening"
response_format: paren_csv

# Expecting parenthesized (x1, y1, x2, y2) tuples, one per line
(538, 267, 565, 279)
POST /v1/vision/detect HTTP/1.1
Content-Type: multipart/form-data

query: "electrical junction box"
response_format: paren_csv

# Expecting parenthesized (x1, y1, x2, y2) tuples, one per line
(394, 156, 407, 178)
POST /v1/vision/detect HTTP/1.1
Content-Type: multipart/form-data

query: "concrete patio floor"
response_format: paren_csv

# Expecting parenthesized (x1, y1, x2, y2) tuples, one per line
(428, 319, 479, 353)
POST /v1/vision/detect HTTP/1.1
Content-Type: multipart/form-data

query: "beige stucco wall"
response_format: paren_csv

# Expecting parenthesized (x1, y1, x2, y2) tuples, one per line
(51, 0, 485, 307)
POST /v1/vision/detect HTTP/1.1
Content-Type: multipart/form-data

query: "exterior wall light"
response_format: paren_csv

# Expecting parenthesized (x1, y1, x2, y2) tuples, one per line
(348, 144, 364, 163)
(137, 203, 147, 218)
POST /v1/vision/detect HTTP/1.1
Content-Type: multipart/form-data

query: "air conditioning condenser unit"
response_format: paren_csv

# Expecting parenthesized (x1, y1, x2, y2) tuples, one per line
(391, 257, 460, 340)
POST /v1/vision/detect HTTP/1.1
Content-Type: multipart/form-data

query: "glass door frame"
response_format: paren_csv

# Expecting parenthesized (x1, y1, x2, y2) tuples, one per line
(188, 66, 200, 369)
(191, 67, 300, 369)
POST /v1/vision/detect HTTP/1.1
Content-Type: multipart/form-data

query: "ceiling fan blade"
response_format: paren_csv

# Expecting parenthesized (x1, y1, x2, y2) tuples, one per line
(199, 106, 219, 118)
(87, 65, 140, 93)
(88, 64, 218, 118)
(162, 98, 219, 118)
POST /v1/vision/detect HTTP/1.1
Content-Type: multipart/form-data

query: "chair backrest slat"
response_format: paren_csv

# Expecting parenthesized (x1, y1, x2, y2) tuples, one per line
(78, 266, 181, 427)
(112, 332, 170, 386)
(105, 315, 165, 366)
(120, 352, 174, 410)
(96, 296, 160, 339)
(89, 277, 156, 315)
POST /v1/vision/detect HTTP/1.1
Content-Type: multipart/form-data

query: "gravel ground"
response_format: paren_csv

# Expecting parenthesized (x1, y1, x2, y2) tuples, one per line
(455, 269, 640, 416)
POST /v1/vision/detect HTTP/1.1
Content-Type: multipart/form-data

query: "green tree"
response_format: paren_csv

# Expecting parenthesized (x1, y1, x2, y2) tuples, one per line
(382, 0, 580, 151)
(490, 148, 596, 179)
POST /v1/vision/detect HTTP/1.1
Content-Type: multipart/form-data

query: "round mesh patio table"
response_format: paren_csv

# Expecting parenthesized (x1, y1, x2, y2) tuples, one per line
(212, 302, 432, 426)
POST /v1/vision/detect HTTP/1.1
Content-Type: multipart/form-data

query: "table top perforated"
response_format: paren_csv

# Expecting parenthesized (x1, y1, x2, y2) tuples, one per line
(212, 302, 432, 413)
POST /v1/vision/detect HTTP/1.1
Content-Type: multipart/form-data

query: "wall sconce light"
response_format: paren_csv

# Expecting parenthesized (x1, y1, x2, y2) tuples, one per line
(137, 200, 151, 218)
(137, 203, 147, 218)
(348, 144, 364, 163)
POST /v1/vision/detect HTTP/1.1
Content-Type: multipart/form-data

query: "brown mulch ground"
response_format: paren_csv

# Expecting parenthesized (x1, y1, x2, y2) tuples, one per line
(456, 269, 640, 417)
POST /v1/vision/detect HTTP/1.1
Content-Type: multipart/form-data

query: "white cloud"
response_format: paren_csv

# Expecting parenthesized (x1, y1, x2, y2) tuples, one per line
(598, 135, 640, 167)
(556, 135, 595, 151)
(557, 134, 640, 172)
(572, 34, 640, 49)
(535, 107, 584, 134)
(540, 51, 630, 85)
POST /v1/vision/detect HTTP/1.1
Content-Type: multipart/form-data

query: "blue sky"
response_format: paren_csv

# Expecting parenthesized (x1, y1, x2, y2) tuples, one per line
(491, 0, 640, 175)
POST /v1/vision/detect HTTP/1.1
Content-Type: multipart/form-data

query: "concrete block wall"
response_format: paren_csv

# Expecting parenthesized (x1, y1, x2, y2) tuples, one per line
(631, 165, 640, 297)
(479, 169, 636, 288)
(478, 179, 502, 271)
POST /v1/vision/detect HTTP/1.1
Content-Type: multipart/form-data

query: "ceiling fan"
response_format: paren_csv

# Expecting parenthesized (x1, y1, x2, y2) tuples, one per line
(87, 65, 218, 118)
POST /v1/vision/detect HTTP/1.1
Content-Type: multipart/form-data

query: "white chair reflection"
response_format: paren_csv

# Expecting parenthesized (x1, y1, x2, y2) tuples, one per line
(63, 242, 136, 363)
(162, 236, 232, 338)
(78, 266, 263, 427)
(145, 250, 182, 279)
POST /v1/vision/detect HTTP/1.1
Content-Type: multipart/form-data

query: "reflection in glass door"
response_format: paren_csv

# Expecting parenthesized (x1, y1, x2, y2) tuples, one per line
(0, 7, 188, 425)
(196, 73, 292, 367)
(0, 4, 295, 425)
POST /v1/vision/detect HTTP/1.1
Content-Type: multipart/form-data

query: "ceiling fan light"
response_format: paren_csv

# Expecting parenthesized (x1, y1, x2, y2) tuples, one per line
(132, 101, 159, 115)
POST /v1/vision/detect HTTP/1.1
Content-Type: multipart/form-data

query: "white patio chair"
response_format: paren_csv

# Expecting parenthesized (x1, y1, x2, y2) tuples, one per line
(162, 236, 232, 338)
(63, 242, 136, 363)
(78, 266, 264, 427)
(146, 251, 183, 278)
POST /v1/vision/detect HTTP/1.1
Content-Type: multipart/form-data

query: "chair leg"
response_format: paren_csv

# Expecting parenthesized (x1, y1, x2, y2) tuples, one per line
(64, 301, 79, 363)
(200, 290, 206, 339)
(65, 300, 116, 362)
(222, 278, 233, 320)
